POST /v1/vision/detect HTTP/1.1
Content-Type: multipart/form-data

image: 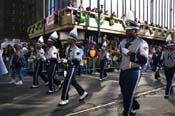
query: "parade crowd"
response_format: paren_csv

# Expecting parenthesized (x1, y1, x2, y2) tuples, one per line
(0, 11, 175, 116)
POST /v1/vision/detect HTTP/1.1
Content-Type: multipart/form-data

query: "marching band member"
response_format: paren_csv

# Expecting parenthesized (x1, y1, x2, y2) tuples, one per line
(119, 11, 149, 116)
(59, 28, 88, 105)
(46, 32, 62, 93)
(31, 36, 48, 88)
(161, 35, 175, 99)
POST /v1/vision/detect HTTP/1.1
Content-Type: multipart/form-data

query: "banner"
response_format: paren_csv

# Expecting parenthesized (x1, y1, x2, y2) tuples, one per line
(46, 15, 54, 26)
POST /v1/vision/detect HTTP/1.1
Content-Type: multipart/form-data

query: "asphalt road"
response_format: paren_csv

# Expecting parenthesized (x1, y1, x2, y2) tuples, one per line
(0, 70, 174, 116)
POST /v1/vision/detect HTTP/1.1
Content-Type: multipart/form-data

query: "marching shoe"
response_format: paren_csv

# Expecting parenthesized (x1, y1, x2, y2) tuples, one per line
(79, 91, 88, 101)
(47, 90, 54, 94)
(45, 82, 49, 86)
(9, 80, 16, 84)
(164, 95, 170, 99)
(59, 100, 69, 106)
(15, 81, 23, 85)
(31, 85, 39, 88)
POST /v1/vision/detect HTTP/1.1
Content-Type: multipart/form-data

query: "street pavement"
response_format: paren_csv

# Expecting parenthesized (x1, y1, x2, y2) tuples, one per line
(0, 70, 174, 116)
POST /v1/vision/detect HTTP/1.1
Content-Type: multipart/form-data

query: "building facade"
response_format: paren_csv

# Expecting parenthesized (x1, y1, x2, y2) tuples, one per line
(45, 0, 175, 29)
(28, 0, 175, 43)
(0, 0, 44, 40)
(80, 0, 175, 29)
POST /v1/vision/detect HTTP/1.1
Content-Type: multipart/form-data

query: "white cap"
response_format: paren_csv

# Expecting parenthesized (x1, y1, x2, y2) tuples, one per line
(126, 11, 139, 30)
(68, 28, 78, 42)
(48, 31, 58, 42)
(166, 34, 172, 42)
(166, 34, 175, 46)
(166, 40, 175, 47)
(37, 36, 44, 45)
(126, 11, 135, 21)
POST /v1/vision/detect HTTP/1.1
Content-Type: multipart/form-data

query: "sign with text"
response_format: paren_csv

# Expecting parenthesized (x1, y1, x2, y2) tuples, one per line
(46, 15, 54, 26)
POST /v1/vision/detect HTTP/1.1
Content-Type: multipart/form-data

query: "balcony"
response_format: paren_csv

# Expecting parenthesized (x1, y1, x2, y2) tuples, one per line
(27, 7, 175, 41)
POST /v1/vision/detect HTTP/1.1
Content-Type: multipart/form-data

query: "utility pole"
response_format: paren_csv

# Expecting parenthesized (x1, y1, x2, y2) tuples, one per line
(97, 0, 100, 43)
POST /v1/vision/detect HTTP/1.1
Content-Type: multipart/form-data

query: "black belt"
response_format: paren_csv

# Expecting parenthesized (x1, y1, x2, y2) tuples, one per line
(46, 58, 57, 64)
(121, 67, 140, 72)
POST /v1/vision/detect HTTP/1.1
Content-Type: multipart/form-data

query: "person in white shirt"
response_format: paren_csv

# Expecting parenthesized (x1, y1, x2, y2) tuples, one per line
(46, 32, 62, 93)
(160, 39, 175, 99)
(59, 28, 88, 106)
(31, 36, 48, 88)
(119, 11, 149, 116)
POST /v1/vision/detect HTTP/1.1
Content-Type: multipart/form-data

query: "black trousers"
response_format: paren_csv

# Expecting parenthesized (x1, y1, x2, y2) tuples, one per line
(47, 62, 61, 91)
(164, 66, 175, 95)
(61, 65, 85, 100)
(33, 60, 48, 85)
(100, 59, 107, 79)
(119, 68, 141, 116)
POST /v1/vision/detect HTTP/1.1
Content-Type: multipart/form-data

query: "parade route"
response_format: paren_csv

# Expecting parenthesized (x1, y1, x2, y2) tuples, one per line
(0, 71, 175, 116)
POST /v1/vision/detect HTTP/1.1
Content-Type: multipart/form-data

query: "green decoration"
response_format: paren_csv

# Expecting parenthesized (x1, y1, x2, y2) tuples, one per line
(161, 31, 166, 37)
(122, 21, 127, 29)
(171, 32, 175, 40)
(109, 19, 115, 26)
(74, 10, 88, 24)
(95, 15, 105, 25)
(38, 22, 43, 30)
(149, 27, 153, 35)
(80, 13, 88, 23)
(27, 27, 31, 34)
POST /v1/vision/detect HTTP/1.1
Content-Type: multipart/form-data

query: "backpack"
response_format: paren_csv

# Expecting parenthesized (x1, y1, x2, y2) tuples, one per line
(18, 55, 26, 67)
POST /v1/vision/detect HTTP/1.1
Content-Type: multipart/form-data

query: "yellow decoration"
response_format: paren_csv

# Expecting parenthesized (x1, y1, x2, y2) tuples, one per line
(89, 49, 96, 58)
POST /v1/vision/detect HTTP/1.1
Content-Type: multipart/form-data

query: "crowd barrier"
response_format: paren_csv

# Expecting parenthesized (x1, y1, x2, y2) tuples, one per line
(4, 56, 120, 77)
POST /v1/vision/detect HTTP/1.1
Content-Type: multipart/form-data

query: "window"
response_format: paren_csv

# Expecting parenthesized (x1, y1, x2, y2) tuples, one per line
(22, 12, 25, 16)
(12, 3, 16, 8)
(12, 10, 15, 14)
(12, 26, 15, 30)
(48, 0, 59, 16)
(48, 0, 51, 15)
(11, 18, 15, 22)
(51, 0, 55, 15)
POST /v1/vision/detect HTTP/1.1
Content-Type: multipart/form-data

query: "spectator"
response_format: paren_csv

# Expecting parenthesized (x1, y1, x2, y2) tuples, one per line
(2, 45, 14, 72)
(92, 7, 98, 13)
(144, 21, 148, 25)
(121, 14, 126, 20)
(67, 0, 74, 7)
(104, 10, 109, 15)
(86, 6, 91, 12)
(150, 22, 154, 27)
(111, 11, 116, 17)
(9, 44, 25, 85)
(21, 43, 29, 67)
(78, 4, 84, 11)
(152, 47, 162, 80)
(0, 44, 8, 76)
(88, 44, 98, 73)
